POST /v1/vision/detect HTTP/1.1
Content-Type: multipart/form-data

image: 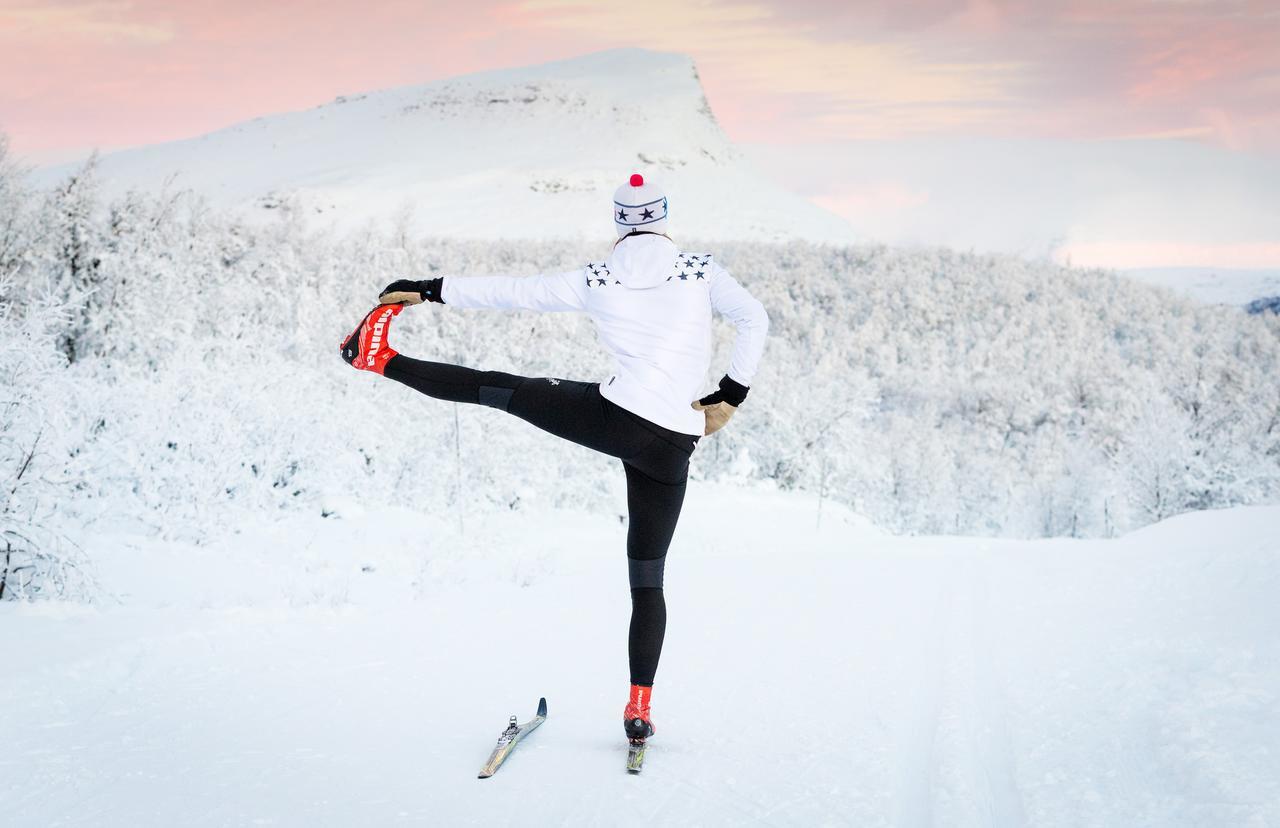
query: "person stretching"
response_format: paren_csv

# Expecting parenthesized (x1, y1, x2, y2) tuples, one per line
(340, 173, 769, 745)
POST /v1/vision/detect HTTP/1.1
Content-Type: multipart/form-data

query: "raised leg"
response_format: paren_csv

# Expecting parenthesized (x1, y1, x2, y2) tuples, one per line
(383, 355, 653, 460)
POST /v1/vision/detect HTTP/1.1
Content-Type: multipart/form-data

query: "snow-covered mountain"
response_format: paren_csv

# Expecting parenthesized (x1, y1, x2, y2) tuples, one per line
(32, 49, 855, 243)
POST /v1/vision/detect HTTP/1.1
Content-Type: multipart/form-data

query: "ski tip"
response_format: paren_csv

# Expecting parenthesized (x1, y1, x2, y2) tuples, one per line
(537, 697, 547, 718)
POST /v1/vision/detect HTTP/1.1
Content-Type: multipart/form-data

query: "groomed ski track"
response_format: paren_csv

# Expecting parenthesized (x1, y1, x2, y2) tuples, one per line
(3, 485, 1278, 826)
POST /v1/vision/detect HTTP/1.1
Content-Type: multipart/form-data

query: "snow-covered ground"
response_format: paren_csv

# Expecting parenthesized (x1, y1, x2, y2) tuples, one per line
(4, 484, 1277, 826)
(1123, 267, 1280, 308)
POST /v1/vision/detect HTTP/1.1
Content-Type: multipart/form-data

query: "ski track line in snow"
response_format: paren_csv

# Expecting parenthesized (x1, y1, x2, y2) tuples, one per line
(889, 554, 1028, 828)
(889, 558, 954, 827)
(952, 556, 1027, 827)
(643, 776, 773, 827)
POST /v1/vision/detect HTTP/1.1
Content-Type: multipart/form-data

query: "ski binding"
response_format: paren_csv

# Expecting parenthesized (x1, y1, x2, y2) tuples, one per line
(477, 697, 547, 779)
(626, 739, 647, 773)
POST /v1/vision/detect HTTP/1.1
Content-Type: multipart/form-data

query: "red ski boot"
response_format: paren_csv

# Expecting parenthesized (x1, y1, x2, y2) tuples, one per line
(623, 684, 655, 743)
(340, 303, 403, 375)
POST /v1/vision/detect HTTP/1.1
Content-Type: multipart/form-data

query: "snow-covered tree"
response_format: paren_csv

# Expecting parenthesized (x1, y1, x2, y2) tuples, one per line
(5, 137, 1280, 604)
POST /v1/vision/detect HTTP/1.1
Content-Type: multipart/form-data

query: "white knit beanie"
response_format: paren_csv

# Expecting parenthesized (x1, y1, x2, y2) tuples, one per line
(613, 173, 668, 238)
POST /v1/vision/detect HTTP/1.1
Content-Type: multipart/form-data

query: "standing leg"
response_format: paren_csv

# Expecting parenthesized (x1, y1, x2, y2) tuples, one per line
(623, 461, 689, 687)
(621, 436, 694, 743)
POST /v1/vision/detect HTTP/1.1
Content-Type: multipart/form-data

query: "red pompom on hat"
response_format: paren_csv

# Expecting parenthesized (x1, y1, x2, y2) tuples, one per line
(613, 173, 668, 238)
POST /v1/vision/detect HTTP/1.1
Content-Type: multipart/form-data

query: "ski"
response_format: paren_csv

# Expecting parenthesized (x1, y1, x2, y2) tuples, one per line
(477, 697, 547, 779)
(626, 739, 647, 773)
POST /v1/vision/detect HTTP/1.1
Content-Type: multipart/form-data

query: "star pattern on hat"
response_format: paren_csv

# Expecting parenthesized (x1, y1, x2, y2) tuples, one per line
(615, 192, 667, 227)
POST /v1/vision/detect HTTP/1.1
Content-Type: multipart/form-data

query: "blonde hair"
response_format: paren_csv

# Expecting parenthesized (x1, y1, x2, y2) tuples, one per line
(613, 231, 673, 249)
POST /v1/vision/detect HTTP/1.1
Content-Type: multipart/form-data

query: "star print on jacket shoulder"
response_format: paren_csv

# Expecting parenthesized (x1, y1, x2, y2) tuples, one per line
(672, 252, 712, 284)
(585, 261, 612, 288)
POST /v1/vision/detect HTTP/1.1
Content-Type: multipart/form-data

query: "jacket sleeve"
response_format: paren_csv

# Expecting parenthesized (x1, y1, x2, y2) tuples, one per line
(441, 269, 588, 313)
(708, 262, 769, 387)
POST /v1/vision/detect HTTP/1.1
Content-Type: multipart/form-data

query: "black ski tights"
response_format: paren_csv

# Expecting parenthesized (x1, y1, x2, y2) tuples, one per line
(383, 355, 698, 687)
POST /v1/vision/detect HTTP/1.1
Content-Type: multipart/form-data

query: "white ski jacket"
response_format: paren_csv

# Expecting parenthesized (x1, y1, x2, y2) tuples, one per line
(441, 234, 769, 436)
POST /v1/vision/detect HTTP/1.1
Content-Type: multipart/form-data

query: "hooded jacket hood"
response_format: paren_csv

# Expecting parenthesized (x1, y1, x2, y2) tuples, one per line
(606, 233, 678, 290)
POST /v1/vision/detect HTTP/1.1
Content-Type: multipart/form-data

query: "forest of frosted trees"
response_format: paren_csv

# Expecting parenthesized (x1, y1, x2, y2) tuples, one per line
(4, 139, 1279, 598)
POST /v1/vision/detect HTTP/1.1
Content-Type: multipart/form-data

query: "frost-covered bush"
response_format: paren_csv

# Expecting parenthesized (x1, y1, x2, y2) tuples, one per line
(716, 242, 1280, 535)
(0, 288, 93, 599)
(6, 146, 1280, 594)
(1, 140, 101, 600)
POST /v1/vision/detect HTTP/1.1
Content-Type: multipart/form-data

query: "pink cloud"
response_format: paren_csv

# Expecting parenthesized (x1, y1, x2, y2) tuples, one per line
(0, 1, 521, 157)
(1, 0, 1277, 158)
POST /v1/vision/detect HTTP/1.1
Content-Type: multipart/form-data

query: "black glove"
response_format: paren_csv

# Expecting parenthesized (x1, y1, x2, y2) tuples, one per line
(697, 375, 749, 407)
(378, 277, 445, 305)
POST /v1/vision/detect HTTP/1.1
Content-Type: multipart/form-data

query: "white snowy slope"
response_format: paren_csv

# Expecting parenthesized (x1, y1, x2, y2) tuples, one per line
(1123, 267, 1280, 307)
(3, 484, 1278, 826)
(30, 49, 855, 243)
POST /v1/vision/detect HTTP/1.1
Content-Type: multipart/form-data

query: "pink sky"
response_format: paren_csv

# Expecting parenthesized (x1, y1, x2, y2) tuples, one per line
(2, 0, 1278, 270)
(2, 0, 1278, 159)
